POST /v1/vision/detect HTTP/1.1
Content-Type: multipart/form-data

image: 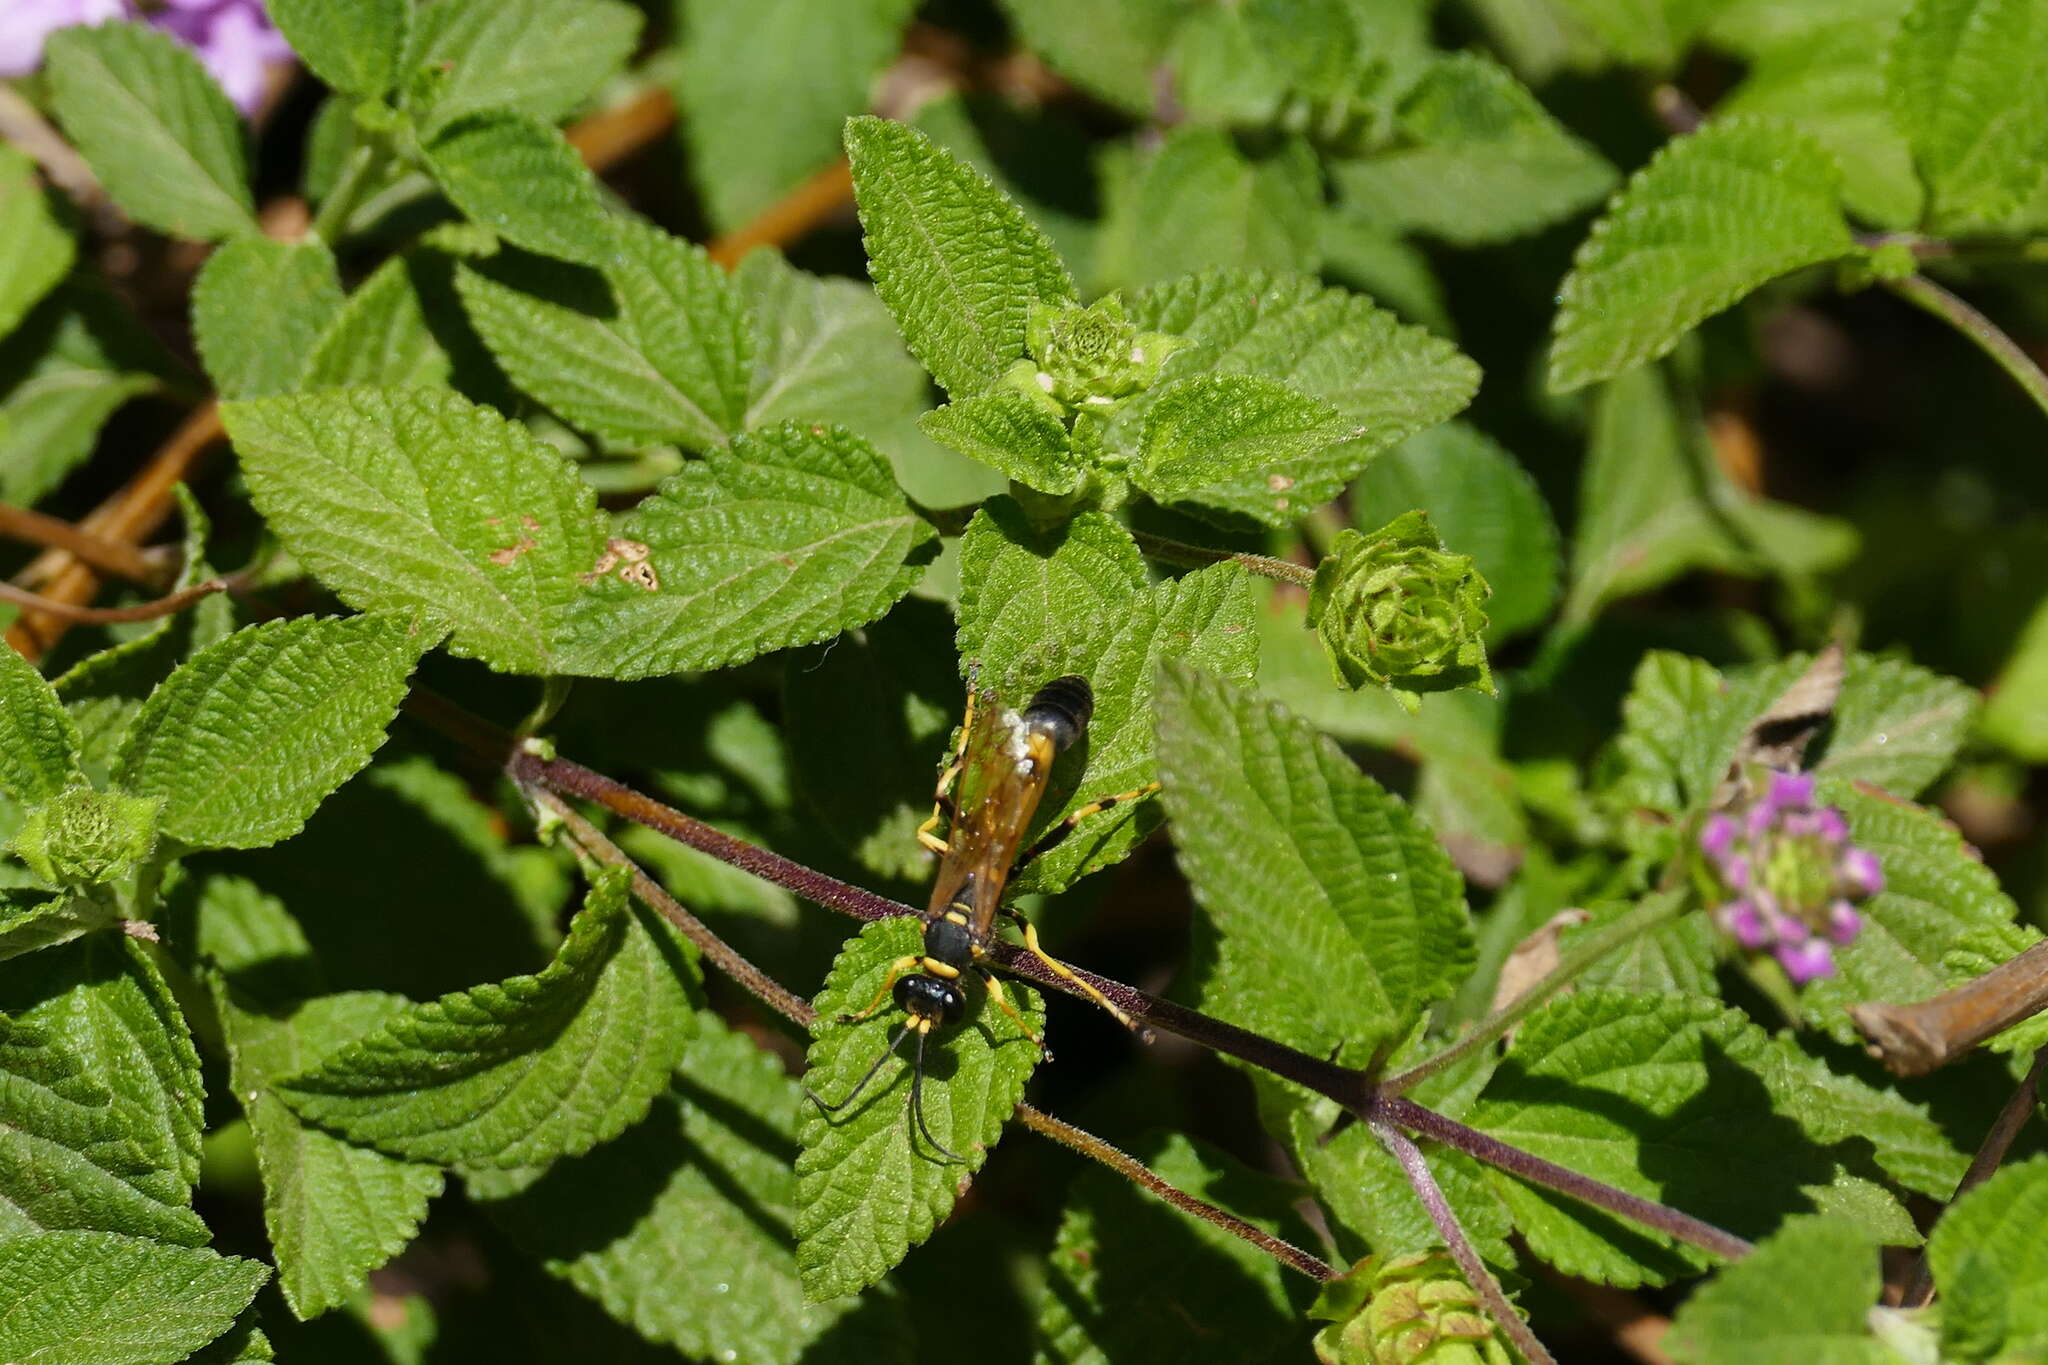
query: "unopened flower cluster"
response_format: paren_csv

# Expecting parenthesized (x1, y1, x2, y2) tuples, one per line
(1305, 510, 1492, 711)
(2, 1, 292, 114)
(1699, 771, 1883, 985)
(1002, 296, 1188, 422)
(1310, 1249, 1514, 1365)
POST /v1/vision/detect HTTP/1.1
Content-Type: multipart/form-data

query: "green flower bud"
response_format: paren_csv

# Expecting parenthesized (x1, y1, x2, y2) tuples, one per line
(1001, 296, 1190, 418)
(10, 788, 163, 890)
(1305, 511, 1493, 710)
(1311, 1251, 1516, 1365)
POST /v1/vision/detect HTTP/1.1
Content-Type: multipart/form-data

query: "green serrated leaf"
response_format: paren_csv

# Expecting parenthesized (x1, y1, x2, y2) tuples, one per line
(0, 936, 205, 1202)
(457, 222, 752, 453)
(1718, 16, 1924, 228)
(1120, 269, 1480, 523)
(1886, 0, 2048, 231)
(405, 0, 642, 128)
(0, 145, 75, 343)
(845, 115, 1078, 400)
(270, 0, 407, 97)
(796, 917, 1044, 1300)
(1604, 651, 1813, 819)
(1332, 53, 1617, 246)
(994, 0, 1191, 114)
(1352, 422, 1561, 644)
(278, 869, 699, 1167)
(678, 0, 916, 232)
(0, 282, 166, 506)
(1548, 118, 1855, 393)
(1800, 778, 2032, 1042)
(0, 1012, 209, 1244)
(113, 615, 429, 851)
(1568, 894, 1722, 995)
(44, 21, 255, 241)
(954, 504, 1259, 894)
(1469, 989, 1841, 1287)
(1812, 655, 1978, 797)
(470, 1016, 907, 1365)
(224, 385, 610, 675)
(553, 422, 936, 680)
(0, 891, 121, 961)
(0, 638, 85, 806)
(1156, 660, 1472, 1061)
(1764, 1035, 1967, 1199)
(0, 1231, 268, 1365)
(1030, 1133, 1313, 1365)
(1927, 1155, 2048, 1361)
(190, 237, 344, 399)
(919, 389, 1084, 493)
(301, 254, 453, 389)
(1096, 128, 1323, 291)
(1665, 1216, 1892, 1364)
(422, 111, 615, 265)
(1135, 374, 1348, 514)
(217, 986, 443, 1319)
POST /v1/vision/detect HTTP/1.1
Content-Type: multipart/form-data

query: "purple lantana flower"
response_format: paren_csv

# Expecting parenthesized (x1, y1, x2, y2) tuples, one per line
(1, 1, 292, 115)
(1698, 770, 1883, 986)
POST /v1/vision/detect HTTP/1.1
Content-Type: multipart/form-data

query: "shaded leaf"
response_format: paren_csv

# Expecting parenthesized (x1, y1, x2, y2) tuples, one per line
(1096, 128, 1323, 290)
(0, 637, 85, 805)
(405, 0, 642, 127)
(1886, 0, 2048, 230)
(0, 144, 74, 342)
(269, 0, 407, 97)
(1665, 1216, 1893, 1364)
(1927, 1155, 2048, 1362)
(190, 238, 344, 399)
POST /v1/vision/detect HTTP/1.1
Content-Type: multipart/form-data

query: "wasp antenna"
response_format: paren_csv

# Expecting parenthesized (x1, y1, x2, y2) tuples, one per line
(805, 1021, 913, 1114)
(908, 1028, 967, 1163)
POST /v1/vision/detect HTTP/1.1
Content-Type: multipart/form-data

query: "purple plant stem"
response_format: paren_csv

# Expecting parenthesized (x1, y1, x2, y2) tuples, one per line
(1374, 1119, 1558, 1365)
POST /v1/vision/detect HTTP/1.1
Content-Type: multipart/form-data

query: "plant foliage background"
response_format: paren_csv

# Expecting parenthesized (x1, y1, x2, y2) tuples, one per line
(5, 0, 2048, 1361)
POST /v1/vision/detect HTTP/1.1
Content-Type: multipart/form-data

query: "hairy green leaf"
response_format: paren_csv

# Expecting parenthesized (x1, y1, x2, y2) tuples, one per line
(457, 223, 752, 452)
(405, 0, 642, 127)
(301, 254, 453, 389)
(1096, 128, 1322, 290)
(1604, 652, 1812, 818)
(1352, 422, 1561, 644)
(1927, 1156, 2048, 1361)
(993, 0, 1190, 113)
(1548, 118, 1855, 393)
(190, 238, 344, 399)
(277, 869, 699, 1167)
(0, 892, 121, 962)
(1765, 1036, 1968, 1199)
(1121, 269, 1480, 523)
(1886, 0, 2048, 230)
(1665, 1216, 1892, 1364)
(1801, 778, 2033, 1042)
(954, 504, 1259, 894)
(269, 0, 407, 97)
(0, 145, 74, 342)
(471, 1017, 907, 1365)
(552, 422, 936, 680)
(919, 389, 1084, 493)
(797, 917, 1044, 1300)
(0, 1231, 268, 1365)
(845, 115, 1077, 400)
(224, 385, 610, 674)
(1332, 53, 1616, 246)
(0, 936, 203, 1204)
(1156, 660, 1471, 1061)
(0, 1013, 208, 1245)
(1030, 1133, 1313, 1364)
(113, 615, 429, 850)
(44, 22, 255, 241)
(678, 0, 916, 231)
(217, 986, 443, 1319)
(422, 112, 615, 264)
(0, 283, 166, 506)
(0, 638, 85, 805)
(1135, 374, 1348, 512)
(1812, 655, 1978, 796)
(1470, 989, 1842, 1287)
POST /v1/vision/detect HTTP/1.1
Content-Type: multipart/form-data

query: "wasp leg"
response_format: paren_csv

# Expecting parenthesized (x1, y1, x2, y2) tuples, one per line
(976, 966, 1049, 1056)
(917, 686, 983, 855)
(1014, 782, 1163, 869)
(839, 955, 920, 1024)
(804, 1020, 913, 1114)
(1001, 909, 1145, 1036)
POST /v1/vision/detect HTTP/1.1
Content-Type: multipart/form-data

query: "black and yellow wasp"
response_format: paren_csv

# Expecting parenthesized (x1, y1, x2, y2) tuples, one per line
(805, 674, 1156, 1160)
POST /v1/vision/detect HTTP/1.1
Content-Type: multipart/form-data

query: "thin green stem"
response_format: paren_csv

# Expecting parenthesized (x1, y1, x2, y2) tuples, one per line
(1382, 890, 1693, 1096)
(1129, 530, 1314, 586)
(516, 677, 574, 741)
(1880, 273, 2048, 424)
(310, 140, 385, 246)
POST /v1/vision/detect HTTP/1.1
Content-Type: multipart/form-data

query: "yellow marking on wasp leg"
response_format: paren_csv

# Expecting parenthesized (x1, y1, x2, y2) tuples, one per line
(917, 687, 981, 855)
(1008, 911, 1140, 1032)
(981, 970, 1046, 1051)
(922, 956, 961, 981)
(840, 955, 919, 1023)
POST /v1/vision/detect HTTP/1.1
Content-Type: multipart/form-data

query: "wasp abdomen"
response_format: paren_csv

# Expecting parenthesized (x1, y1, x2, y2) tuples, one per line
(1020, 675, 1092, 754)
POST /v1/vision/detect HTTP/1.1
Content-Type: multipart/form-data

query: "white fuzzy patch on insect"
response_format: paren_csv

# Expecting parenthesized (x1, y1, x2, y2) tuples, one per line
(1000, 710, 1033, 767)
